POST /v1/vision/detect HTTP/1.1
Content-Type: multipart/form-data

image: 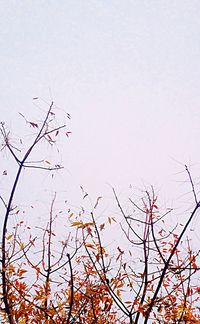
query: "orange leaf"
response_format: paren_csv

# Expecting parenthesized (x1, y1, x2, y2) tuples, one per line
(71, 221, 83, 227)
(99, 223, 105, 231)
(6, 234, 13, 240)
(85, 243, 95, 249)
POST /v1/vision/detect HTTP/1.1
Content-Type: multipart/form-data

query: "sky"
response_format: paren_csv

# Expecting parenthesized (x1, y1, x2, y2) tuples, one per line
(1, 1, 200, 233)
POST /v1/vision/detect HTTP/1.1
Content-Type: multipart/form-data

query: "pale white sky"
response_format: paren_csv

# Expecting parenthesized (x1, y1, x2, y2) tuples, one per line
(1, 1, 200, 224)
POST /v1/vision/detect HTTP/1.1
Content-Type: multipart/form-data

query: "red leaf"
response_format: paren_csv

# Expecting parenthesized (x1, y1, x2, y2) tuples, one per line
(66, 131, 72, 137)
(30, 122, 38, 128)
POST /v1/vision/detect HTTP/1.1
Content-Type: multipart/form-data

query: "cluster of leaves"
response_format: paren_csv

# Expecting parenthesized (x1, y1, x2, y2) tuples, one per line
(70, 191, 200, 323)
(0, 103, 199, 323)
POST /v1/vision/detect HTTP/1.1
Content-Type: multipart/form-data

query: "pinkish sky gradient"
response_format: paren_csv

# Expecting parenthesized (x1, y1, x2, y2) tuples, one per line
(1, 2, 200, 241)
